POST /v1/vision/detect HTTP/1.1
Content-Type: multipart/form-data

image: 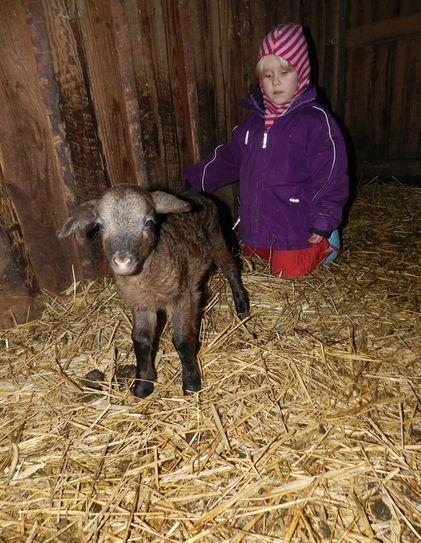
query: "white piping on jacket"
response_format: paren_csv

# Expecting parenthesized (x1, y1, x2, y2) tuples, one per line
(200, 125, 240, 191)
(262, 131, 268, 149)
(311, 106, 336, 201)
(244, 130, 249, 145)
(201, 144, 224, 191)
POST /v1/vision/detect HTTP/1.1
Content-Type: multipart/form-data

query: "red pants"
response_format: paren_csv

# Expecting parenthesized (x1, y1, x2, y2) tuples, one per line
(243, 239, 331, 277)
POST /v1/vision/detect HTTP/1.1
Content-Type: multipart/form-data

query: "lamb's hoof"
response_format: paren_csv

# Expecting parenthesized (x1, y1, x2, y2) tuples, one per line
(237, 309, 250, 320)
(235, 293, 250, 319)
(132, 380, 154, 398)
(183, 375, 202, 395)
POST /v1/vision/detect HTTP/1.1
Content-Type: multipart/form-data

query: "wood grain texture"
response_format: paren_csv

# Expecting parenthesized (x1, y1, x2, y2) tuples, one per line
(0, 0, 87, 291)
(347, 12, 421, 47)
(110, 0, 148, 186)
(76, 0, 139, 186)
(42, 0, 109, 201)
(0, 168, 38, 295)
(345, 5, 421, 168)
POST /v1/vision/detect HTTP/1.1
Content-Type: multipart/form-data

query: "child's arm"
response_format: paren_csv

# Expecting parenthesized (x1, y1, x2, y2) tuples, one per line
(308, 111, 349, 236)
(183, 126, 244, 193)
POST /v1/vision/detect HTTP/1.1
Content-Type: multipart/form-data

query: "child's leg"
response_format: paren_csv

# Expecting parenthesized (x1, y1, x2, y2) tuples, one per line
(271, 239, 330, 277)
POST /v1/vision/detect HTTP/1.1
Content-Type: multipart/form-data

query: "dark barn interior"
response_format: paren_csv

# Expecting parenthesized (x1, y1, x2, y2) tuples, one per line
(0, 2, 420, 542)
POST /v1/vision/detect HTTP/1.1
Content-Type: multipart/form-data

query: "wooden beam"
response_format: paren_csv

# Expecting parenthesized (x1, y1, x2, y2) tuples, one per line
(111, 0, 148, 187)
(76, 0, 141, 186)
(42, 0, 109, 201)
(0, 0, 89, 291)
(346, 13, 421, 48)
(358, 159, 421, 177)
(177, 0, 201, 164)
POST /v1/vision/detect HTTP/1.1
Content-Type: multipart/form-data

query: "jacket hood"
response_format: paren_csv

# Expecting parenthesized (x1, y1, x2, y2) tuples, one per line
(258, 24, 311, 93)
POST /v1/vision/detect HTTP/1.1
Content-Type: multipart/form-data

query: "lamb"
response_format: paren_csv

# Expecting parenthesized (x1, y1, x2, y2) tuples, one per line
(57, 185, 250, 397)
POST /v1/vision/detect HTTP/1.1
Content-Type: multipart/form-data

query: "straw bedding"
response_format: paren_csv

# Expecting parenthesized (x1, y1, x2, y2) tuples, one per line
(1, 180, 420, 542)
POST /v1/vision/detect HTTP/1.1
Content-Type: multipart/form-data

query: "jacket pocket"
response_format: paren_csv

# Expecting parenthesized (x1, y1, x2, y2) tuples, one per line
(265, 185, 311, 239)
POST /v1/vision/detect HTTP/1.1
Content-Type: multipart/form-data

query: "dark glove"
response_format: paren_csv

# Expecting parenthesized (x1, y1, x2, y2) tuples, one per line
(183, 179, 193, 191)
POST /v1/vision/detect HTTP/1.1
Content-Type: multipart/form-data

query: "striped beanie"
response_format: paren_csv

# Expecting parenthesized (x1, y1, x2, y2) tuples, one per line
(258, 24, 310, 127)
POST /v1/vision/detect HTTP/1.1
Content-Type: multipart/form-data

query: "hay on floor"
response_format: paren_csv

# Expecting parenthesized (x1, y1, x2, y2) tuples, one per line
(1, 180, 420, 542)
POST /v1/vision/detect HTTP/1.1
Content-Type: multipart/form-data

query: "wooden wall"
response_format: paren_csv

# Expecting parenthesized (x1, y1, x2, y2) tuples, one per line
(0, 0, 420, 326)
(0, 0, 343, 325)
(344, 1, 421, 176)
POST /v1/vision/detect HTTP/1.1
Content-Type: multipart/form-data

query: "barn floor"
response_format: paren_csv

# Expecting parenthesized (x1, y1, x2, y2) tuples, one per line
(1, 180, 420, 543)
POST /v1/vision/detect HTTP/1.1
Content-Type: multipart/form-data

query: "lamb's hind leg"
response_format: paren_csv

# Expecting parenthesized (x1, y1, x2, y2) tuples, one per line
(170, 292, 202, 394)
(213, 235, 250, 319)
(132, 308, 158, 398)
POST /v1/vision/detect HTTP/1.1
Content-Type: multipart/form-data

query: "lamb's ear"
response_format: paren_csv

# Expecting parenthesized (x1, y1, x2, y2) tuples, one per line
(151, 191, 191, 214)
(56, 200, 99, 238)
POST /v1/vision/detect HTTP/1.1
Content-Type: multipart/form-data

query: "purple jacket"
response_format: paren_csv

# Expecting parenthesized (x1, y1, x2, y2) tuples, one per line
(184, 86, 349, 250)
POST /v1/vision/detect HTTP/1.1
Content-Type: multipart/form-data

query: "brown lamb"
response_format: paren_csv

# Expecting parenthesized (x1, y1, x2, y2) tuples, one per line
(57, 185, 250, 397)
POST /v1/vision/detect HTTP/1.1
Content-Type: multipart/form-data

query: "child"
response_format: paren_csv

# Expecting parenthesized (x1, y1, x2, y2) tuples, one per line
(183, 23, 349, 277)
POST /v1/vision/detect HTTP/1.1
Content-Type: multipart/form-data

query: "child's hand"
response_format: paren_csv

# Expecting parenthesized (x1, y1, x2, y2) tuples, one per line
(308, 233, 323, 244)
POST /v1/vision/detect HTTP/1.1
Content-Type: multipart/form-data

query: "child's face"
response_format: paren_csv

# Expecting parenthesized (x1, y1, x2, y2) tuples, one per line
(260, 55, 298, 105)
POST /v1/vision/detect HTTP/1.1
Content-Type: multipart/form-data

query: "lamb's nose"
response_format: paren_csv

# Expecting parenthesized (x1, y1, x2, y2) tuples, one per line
(112, 254, 133, 268)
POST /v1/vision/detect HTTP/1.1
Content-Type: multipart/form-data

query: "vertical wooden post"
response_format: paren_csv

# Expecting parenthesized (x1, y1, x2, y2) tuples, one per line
(76, 0, 142, 186)
(111, 0, 148, 186)
(0, 0, 89, 291)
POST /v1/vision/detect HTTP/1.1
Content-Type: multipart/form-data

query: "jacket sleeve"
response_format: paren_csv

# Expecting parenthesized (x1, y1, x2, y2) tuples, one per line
(183, 125, 244, 193)
(308, 109, 349, 235)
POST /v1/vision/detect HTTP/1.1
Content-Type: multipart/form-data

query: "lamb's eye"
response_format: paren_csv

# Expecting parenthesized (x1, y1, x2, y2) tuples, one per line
(144, 218, 155, 228)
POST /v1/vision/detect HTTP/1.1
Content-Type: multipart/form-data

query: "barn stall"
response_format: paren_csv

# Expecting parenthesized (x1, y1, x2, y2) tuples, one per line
(1, 1, 420, 541)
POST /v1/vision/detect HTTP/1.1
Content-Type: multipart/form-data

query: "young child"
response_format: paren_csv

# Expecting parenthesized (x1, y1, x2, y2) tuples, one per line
(183, 23, 349, 277)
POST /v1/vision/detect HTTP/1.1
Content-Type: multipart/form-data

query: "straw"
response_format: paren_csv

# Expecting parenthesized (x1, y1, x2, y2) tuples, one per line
(0, 179, 420, 542)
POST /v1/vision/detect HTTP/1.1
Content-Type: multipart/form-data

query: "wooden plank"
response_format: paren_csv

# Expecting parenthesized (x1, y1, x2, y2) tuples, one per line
(127, 0, 181, 191)
(344, 45, 376, 162)
(41, 0, 109, 279)
(207, 0, 230, 144)
(371, 42, 392, 160)
(358, 159, 421, 177)
(76, 0, 140, 186)
(176, 0, 201, 164)
(0, 294, 44, 329)
(389, 36, 421, 159)
(125, 0, 166, 189)
(183, 0, 216, 156)
(110, 0, 148, 186)
(320, 0, 348, 116)
(42, 0, 109, 201)
(346, 13, 421, 48)
(231, 0, 255, 126)
(162, 0, 200, 181)
(0, 0, 87, 291)
(0, 214, 43, 329)
(25, 0, 98, 283)
(0, 168, 38, 294)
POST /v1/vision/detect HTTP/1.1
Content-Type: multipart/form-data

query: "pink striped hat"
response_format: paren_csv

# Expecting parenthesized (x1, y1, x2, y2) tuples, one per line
(258, 23, 310, 94)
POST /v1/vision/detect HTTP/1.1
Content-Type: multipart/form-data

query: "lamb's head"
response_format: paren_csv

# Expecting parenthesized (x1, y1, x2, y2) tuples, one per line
(57, 185, 191, 276)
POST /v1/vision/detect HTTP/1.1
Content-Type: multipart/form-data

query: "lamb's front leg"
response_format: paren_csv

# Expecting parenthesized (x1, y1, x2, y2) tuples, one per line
(171, 293, 202, 394)
(212, 234, 250, 319)
(132, 308, 157, 398)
